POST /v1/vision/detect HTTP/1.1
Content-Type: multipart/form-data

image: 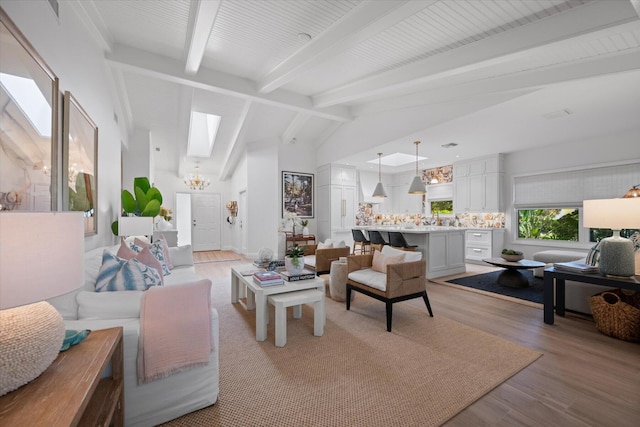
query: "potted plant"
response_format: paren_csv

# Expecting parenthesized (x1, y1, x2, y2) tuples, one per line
(285, 245, 306, 275)
(110, 177, 163, 235)
(300, 219, 309, 236)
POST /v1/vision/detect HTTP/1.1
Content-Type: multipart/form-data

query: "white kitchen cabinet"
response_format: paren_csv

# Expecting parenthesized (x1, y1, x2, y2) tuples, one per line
(317, 164, 357, 246)
(424, 230, 466, 278)
(464, 228, 505, 264)
(454, 154, 503, 212)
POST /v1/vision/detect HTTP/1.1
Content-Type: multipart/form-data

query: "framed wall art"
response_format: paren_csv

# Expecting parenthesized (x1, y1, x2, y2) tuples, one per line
(282, 171, 313, 218)
(62, 91, 98, 235)
(0, 9, 59, 211)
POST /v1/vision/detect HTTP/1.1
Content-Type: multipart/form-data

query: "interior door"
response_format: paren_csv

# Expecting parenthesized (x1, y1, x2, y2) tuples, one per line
(191, 193, 221, 251)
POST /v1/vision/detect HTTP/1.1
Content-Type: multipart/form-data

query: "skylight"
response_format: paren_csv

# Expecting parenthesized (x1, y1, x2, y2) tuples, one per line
(367, 152, 427, 167)
(187, 111, 221, 158)
(0, 72, 51, 137)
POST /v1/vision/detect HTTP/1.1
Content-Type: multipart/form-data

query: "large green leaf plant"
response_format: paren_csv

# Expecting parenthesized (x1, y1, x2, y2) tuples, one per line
(111, 177, 163, 235)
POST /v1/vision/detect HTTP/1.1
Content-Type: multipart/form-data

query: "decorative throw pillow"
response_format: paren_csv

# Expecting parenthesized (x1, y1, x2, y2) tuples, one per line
(135, 237, 173, 269)
(132, 240, 171, 275)
(116, 239, 137, 259)
(134, 246, 165, 285)
(95, 251, 162, 292)
(317, 241, 334, 250)
(168, 245, 194, 268)
(372, 251, 405, 273)
(586, 242, 602, 266)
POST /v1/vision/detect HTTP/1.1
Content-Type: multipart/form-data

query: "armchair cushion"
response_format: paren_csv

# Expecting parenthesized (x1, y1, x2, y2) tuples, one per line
(317, 241, 333, 250)
(372, 250, 404, 273)
(348, 268, 387, 291)
(381, 245, 422, 262)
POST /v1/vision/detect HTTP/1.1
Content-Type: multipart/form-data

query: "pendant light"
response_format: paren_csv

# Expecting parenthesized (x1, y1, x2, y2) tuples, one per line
(372, 153, 387, 198)
(408, 141, 426, 194)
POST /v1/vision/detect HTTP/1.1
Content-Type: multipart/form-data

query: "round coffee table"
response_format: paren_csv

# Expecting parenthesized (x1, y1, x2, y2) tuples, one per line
(482, 258, 546, 288)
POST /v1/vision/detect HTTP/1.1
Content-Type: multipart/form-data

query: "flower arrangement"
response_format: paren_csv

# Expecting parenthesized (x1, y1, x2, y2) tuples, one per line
(159, 206, 173, 222)
(285, 211, 298, 234)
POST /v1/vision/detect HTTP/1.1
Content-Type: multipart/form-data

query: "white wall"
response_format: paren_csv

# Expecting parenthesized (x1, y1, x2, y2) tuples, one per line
(123, 128, 152, 191)
(245, 141, 279, 257)
(2, 0, 126, 250)
(502, 128, 640, 258)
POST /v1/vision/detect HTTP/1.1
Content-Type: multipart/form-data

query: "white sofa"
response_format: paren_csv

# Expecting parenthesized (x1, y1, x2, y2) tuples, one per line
(47, 244, 219, 427)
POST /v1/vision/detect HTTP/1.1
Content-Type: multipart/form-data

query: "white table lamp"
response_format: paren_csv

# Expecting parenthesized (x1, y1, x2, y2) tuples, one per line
(0, 212, 85, 396)
(583, 198, 640, 277)
(118, 216, 154, 237)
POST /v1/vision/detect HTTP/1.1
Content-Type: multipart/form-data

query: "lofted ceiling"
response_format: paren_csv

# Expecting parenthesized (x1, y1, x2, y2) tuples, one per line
(69, 0, 640, 180)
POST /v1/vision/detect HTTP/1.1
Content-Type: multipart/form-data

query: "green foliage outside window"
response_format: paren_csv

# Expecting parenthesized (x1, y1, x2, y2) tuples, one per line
(517, 208, 579, 241)
(431, 200, 453, 214)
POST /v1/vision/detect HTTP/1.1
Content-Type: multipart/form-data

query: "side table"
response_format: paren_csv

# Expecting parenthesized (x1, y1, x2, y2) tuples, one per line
(330, 260, 354, 302)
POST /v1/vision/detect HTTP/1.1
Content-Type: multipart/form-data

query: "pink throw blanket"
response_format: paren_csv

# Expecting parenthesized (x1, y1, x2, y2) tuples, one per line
(138, 279, 213, 384)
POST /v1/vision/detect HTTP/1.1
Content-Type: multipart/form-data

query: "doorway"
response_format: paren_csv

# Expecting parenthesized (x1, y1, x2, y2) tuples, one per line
(192, 193, 222, 251)
(175, 192, 222, 251)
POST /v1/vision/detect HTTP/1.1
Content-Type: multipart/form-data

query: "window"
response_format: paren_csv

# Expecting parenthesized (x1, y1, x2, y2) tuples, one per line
(430, 200, 453, 214)
(517, 208, 579, 241)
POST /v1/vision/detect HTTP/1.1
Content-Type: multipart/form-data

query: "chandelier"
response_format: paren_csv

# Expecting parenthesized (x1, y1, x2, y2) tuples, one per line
(184, 166, 210, 190)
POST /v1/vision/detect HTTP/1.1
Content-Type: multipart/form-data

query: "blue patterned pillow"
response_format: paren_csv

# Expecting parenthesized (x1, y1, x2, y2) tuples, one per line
(95, 251, 162, 292)
(130, 241, 171, 276)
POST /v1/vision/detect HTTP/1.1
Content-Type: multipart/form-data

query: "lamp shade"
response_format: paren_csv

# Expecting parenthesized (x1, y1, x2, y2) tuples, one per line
(408, 175, 426, 194)
(583, 198, 640, 230)
(372, 182, 387, 198)
(0, 212, 85, 309)
(118, 216, 154, 236)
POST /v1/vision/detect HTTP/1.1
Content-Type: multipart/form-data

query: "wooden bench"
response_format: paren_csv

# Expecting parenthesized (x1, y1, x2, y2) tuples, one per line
(267, 289, 324, 347)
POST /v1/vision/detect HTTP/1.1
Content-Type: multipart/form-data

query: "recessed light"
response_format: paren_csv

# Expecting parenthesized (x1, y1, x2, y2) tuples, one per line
(297, 32, 312, 41)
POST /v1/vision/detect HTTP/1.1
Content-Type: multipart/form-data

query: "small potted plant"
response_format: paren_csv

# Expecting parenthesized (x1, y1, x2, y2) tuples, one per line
(501, 249, 524, 262)
(285, 245, 306, 275)
(300, 219, 310, 236)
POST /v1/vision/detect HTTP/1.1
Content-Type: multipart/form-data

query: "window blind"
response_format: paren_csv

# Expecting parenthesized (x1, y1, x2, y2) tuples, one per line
(513, 162, 640, 207)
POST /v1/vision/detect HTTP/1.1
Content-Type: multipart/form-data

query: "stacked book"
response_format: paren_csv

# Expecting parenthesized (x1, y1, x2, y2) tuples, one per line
(280, 269, 316, 282)
(253, 271, 284, 286)
(553, 261, 599, 274)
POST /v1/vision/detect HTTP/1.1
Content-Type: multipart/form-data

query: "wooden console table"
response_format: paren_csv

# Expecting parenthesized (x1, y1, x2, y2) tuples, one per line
(0, 327, 124, 426)
(286, 233, 316, 248)
(543, 267, 640, 325)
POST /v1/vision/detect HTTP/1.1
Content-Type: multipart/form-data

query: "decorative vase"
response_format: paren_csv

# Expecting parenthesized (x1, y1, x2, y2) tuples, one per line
(302, 226, 310, 237)
(285, 255, 304, 275)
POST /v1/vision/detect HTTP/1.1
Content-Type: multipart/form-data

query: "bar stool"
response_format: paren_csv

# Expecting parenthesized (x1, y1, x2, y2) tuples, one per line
(388, 231, 418, 251)
(351, 229, 371, 254)
(368, 230, 388, 253)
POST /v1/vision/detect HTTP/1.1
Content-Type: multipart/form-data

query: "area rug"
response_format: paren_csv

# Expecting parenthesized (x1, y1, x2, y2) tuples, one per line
(160, 277, 542, 427)
(193, 250, 241, 263)
(439, 270, 544, 307)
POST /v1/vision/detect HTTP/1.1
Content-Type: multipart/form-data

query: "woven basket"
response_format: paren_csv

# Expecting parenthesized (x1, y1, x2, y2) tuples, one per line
(588, 289, 640, 342)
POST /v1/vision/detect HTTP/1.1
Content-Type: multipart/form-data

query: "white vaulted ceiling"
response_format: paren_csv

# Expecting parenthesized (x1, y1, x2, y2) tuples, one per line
(70, 0, 640, 179)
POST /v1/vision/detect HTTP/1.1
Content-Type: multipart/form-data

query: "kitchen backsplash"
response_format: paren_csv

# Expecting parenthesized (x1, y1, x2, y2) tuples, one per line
(356, 204, 505, 228)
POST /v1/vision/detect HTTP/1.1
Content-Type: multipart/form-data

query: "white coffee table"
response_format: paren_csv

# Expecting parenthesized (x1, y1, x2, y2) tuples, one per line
(231, 265, 325, 341)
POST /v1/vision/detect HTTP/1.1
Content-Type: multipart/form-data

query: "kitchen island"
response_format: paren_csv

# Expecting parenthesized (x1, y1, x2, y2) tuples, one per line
(354, 226, 466, 279)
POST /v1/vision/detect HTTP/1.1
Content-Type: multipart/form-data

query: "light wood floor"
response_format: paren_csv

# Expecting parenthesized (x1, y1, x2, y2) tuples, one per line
(195, 256, 640, 427)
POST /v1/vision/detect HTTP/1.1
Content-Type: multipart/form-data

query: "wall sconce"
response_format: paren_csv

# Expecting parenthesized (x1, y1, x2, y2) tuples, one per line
(226, 201, 238, 224)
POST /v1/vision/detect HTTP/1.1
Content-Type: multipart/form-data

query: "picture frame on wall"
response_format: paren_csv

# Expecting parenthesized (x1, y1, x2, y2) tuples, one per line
(62, 91, 98, 235)
(0, 9, 59, 212)
(282, 171, 313, 218)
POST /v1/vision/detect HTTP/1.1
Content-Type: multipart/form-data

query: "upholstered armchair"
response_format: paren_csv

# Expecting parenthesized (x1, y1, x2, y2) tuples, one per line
(302, 244, 351, 275)
(346, 246, 433, 332)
